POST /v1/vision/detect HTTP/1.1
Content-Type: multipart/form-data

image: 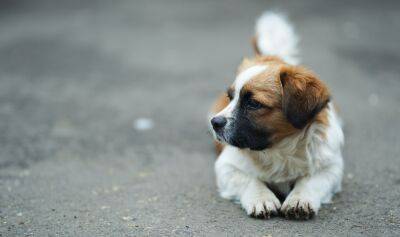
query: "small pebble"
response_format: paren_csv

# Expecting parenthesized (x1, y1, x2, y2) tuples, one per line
(112, 186, 120, 192)
(347, 173, 354, 179)
(122, 216, 133, 221)
(133, 118, 154, 131)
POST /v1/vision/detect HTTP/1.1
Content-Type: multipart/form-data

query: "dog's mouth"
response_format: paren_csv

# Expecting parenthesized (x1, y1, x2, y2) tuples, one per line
(213, 130, 245, 148)
(214, 131, 228, 143)
(213, 128, 272, 151)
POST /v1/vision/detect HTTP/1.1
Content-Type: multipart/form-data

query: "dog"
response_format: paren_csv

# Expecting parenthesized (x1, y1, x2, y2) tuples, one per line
(209, 12, 344, 220)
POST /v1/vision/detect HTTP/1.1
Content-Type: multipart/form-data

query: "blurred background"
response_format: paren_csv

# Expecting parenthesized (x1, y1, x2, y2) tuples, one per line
(0, 0, 399, 236)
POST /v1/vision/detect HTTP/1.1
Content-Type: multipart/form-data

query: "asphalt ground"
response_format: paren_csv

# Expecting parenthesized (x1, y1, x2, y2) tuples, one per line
(0, 0, 400, 236)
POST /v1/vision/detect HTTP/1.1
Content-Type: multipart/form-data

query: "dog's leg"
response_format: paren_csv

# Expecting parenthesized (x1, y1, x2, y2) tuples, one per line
(281, 163, 343, 219)
(215, 147, 281, 218)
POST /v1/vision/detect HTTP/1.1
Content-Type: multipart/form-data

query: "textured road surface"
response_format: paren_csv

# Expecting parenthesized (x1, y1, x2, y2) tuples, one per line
(1, 0, 400, 236)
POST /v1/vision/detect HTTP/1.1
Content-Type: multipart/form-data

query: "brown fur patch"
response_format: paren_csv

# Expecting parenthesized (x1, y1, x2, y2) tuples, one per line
(314, 107, 329, 127)
(237, 56, 284, 75)
(254, 55, 286, 64)
(280, 65, 330, 129)
(214, 141, 225, 155)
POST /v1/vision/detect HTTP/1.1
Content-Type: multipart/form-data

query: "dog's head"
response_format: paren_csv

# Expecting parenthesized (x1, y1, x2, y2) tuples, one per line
(210, 57, 330, 150)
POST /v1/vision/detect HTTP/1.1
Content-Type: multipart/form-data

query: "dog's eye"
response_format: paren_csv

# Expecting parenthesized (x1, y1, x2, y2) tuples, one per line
(246, 99, 264, 110)
(226, 88, 234, 101)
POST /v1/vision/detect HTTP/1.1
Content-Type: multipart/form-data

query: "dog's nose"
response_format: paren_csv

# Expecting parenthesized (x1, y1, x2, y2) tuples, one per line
(211, 116, 227, 130)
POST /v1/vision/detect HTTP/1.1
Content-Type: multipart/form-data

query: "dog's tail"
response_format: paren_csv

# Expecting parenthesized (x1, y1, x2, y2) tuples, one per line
(253, 11, 299, 65)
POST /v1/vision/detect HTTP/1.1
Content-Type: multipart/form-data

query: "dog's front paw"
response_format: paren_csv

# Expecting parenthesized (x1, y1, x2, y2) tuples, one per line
(241, 188, 281, 219)
(281, 195, 318, 220)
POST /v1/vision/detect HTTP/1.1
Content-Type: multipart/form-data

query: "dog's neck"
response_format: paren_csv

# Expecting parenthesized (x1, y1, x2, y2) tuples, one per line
(240, 110, 330, 183)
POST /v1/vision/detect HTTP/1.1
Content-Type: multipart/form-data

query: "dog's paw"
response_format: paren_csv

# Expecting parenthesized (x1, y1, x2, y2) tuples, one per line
(281, 195, 318, 220)
(241, 188, 281, 219)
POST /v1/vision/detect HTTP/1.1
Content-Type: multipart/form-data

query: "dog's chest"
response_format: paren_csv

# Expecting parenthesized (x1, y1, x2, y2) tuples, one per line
(246, 147, 310, 183)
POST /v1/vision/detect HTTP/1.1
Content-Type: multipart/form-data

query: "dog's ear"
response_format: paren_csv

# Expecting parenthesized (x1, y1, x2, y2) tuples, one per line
(279, 65, 330, 129)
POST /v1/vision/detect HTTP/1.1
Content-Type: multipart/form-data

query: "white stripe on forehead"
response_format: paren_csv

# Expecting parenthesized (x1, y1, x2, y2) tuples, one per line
(214, 65, 267, 119)
(234, 65, 267, 97)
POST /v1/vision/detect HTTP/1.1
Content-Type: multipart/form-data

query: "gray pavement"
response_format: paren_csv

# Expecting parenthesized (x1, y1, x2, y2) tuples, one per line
(0, 0, 400, 236)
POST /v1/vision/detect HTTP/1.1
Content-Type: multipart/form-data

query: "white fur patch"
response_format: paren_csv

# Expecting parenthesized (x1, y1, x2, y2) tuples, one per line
(255, 12, 299, 65)
(215, 65, 267, 119)
(215, 103, 344, 216)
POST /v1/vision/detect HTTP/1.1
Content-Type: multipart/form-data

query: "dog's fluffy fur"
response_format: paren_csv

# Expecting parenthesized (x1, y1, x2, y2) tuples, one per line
(209, 12, 344, 220)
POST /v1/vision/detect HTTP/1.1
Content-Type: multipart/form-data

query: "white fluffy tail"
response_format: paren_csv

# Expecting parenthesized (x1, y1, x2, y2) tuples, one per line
(255, 12, 299, 65)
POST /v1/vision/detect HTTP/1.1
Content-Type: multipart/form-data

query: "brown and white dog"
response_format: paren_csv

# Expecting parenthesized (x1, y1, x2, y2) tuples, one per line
(209, 12, 344, 220)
